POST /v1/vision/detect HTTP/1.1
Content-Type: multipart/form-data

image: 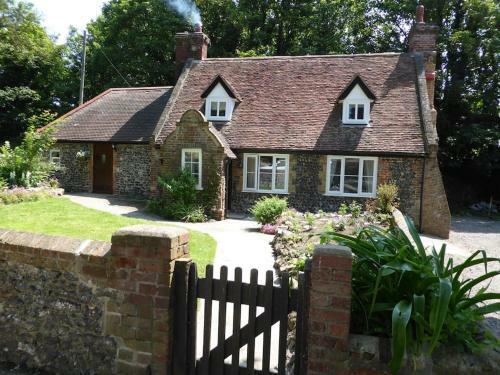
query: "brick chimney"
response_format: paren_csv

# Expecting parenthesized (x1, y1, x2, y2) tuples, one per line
(175, 23, 210, 77)
(409, 5, 439, 121)
(408, 5, 438, 52)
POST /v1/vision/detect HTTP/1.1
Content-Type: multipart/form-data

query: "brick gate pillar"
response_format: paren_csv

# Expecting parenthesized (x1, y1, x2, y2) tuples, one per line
(307, 244, 353, 374)
(108, 225, 190, 375)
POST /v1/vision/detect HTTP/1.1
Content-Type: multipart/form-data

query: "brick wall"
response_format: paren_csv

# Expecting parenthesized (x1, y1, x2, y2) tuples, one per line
(159, 110, 229, 219)
(0, 225, 190, 374)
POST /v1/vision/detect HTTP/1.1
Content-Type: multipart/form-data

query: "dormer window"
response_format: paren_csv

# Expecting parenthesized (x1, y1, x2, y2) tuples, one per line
(338, 76, 376, 126)
(201, 75, 240, 122)
(209, 99, 228, 120)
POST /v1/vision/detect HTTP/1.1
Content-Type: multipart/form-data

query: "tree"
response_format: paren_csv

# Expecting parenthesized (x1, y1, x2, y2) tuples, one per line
(0, 0, 66, 143)
(81, 0, 189, 98)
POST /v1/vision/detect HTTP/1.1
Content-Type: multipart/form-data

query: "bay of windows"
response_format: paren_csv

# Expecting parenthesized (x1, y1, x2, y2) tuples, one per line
(326, 156, 377, 197)
(243, 154, 289, 193)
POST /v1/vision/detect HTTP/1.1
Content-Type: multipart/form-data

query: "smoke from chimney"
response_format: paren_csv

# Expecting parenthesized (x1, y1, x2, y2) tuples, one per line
(165, 0, 202, 26)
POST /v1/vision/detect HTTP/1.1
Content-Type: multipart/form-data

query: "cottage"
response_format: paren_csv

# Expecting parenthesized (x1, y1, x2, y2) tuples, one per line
(50, 6, 450, 238)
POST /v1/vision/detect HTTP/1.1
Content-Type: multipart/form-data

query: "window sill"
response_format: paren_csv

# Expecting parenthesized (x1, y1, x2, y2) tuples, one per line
(341, 122, 370, 127)
(324, 192, 376, 198)
(207, 116, 231, 122)
(242, 189, 289, 195)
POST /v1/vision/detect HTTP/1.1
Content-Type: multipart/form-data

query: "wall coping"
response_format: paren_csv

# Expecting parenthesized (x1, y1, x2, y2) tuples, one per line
(314, 244, 352, 258)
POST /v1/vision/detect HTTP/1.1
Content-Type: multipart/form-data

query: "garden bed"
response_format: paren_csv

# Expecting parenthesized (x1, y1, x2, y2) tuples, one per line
(271, 203, 390, 277)
(0, 187, 64, 205)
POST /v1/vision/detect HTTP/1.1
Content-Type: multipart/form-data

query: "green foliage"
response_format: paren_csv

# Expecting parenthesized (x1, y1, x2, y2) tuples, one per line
(149, 169, 208, 222)
(377, 183, 399, 214)
(338, 203, 349, 215)
(0, 126, 56, 187)
(304, 212, 315, 226)
(0, 0, 69, 142)
(321, 218, 500, 373)
(0, 189, 48, 205)
(250, 196, 288, 225)
(0, 177, 6, 190)
(338, 201, 363, 217)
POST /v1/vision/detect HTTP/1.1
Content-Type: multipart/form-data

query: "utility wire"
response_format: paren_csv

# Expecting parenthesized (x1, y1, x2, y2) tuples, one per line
(97, 47, 132, 87)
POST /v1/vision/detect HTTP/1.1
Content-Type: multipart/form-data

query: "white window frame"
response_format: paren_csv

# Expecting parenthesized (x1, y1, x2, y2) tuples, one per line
(206, 98, 232, 121)
(243, 153, 289, 194)
(181, 148, 202, 190)
(325, 156, 378, 197)
(49, 149, 61, 166)
(341, 84, 372, 125)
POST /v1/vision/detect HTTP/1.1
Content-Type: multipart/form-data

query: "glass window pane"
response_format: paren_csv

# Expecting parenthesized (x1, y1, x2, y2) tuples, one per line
(344, 158, 359, 176)
(219, 101, 226, 117)
(210, 102, 218, 117)
(192, 163, 199, 174)
(362, 177, 373, 193)
(363, 160, 374, 177)
(259, 156, 273, 190)
(275, 172, 285, 190)
(330, 158, 341, 175)
(344, 176, 359, 193)
(348, 104, 356, 119)
(357, 104, 364, 119)
(191, 152, 199, 163)
(330, 175, 341, 191)
(247, 172, 255, 189)
(184, 152, 191, 163)
(246, 157, 256, 189)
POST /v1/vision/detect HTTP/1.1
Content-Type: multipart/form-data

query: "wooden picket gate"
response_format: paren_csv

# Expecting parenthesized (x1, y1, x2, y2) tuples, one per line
(171, 261, 310, 375)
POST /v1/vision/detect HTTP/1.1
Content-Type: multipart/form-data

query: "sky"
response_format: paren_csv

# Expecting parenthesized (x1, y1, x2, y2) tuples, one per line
(29, 0, 108, 43)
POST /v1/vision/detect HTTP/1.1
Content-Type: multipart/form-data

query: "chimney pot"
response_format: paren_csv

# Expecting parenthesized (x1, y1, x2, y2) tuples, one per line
(416, 5, 425, 24)
(194, 23, 202, 33)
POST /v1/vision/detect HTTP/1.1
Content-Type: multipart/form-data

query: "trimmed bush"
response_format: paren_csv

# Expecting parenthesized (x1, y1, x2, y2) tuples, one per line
(250, 196, 288, 225)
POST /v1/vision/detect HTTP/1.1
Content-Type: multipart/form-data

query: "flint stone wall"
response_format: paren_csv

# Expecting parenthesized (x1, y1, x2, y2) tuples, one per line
(54, 142, 91, 193)
(0, 225, 190, 375)
(115, 144, 151, 196)
(231, 153, 423, 225)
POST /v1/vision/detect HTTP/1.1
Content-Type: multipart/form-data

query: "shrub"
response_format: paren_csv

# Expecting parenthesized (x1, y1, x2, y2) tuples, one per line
(321, 218, 500, 373)
(0, 188, 48, 205)
(148, 169, 208, 222)
(377, 183, 399, 214)
(338, 202, 349, 215)
(0, 178, 7, 190)
(0, 126, 57, 188)
(250, 196, 288, 225)
(304, 212, 316, 226)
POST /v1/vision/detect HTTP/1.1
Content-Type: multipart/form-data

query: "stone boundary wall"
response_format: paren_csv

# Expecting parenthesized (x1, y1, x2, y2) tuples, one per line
(0, 225, 190, 375)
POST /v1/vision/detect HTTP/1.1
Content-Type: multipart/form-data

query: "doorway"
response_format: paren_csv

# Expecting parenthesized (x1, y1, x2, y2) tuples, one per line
(92, 143, 114, 194)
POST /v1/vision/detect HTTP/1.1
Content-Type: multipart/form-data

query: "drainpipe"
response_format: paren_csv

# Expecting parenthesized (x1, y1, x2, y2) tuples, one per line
(419, 157, 426, 230)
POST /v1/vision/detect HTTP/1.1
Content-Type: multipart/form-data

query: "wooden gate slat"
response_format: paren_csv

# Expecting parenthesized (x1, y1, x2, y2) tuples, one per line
(172, 260, 189, 375)
(247, 269, 259, 374)
(262, 271, 274, 375)
(212, 266, 228, 374)
(187, 263, 198, 375)
(199, 264, 214, 374)
(231, 267, 243, 374)
(278, 273, 289, 375)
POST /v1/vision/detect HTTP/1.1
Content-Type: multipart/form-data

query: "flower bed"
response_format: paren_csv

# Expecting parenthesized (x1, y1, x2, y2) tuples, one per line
(0, 187, 64, 205)
(271, 204, 390, 277)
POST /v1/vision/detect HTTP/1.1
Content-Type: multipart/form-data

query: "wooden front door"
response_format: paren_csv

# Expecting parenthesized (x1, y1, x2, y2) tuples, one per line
(93, 144, 114, 194)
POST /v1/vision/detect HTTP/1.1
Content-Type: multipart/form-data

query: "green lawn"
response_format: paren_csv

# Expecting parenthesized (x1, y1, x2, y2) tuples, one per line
(0, 198, 215, 276)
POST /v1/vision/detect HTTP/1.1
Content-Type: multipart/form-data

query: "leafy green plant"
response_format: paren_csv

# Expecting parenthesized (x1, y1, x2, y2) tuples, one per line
(149, 169, 208, 222)
(321, 218, 500, 374)
(304, 212, 316, 226)
(0, 126, 56, 187)
(250, 196, 288, 225)
(349, 201, 363, 218)
(338, 202, 349, 215)
(377, 183, 399, 214)
(0, 178, 7, 190)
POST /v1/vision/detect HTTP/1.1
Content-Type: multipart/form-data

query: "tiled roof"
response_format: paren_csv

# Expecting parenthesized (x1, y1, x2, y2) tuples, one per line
(156, 53, 426, 155)
(53, 87, 173, 143)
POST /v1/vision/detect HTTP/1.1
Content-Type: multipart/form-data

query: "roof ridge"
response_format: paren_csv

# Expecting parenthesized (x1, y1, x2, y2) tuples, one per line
(204, 52, 403, 62)
(107, 86, 173, 91)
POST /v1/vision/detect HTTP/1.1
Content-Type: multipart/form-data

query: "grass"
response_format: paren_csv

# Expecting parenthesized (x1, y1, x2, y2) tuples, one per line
(0, 198, 216, 276)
